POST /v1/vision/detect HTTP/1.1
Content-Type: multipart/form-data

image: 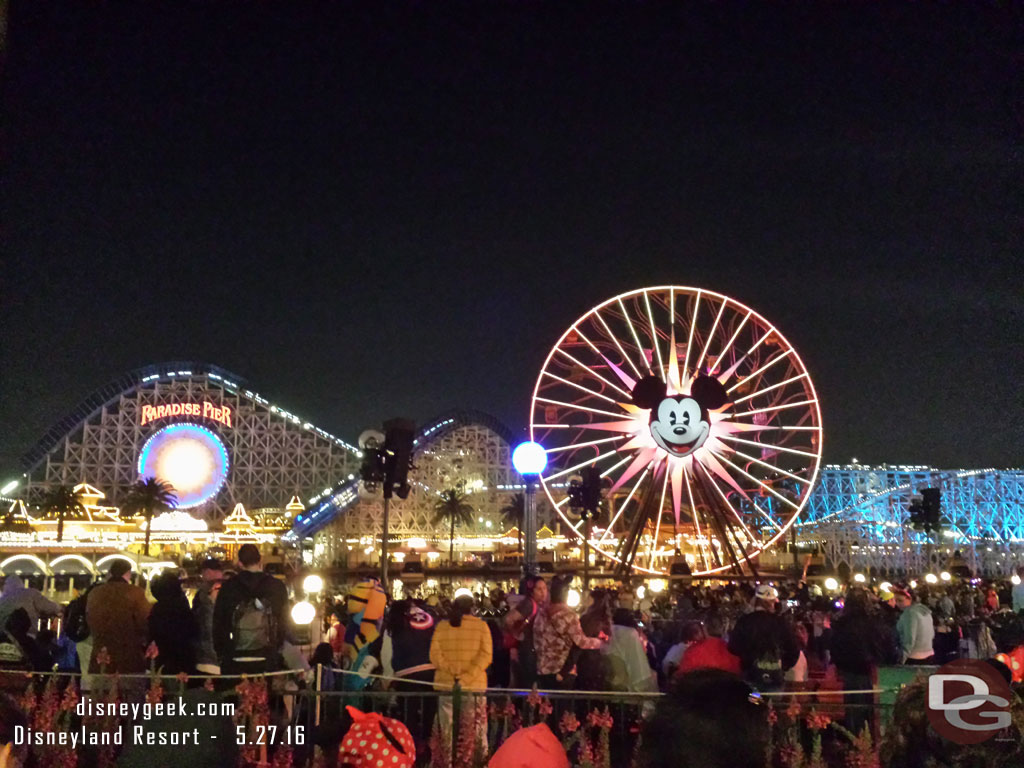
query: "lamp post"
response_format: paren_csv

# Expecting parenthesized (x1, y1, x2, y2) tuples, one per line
(512, 441, 547, 575)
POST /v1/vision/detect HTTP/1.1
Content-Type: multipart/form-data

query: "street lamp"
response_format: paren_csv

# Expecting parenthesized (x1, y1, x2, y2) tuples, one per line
(512, 441, 547, 575)
(303, 573, 324, 595)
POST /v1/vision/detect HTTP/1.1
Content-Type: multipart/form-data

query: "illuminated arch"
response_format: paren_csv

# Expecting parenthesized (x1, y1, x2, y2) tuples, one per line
(0, 554, 51, 575)
(49, 554, 99, 575)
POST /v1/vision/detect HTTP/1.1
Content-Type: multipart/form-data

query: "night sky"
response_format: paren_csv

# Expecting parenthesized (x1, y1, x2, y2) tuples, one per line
(2, 1, 1021, 477)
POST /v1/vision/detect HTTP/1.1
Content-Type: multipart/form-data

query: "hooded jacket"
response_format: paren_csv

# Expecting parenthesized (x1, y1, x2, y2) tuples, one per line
(0, 577, 60, 635)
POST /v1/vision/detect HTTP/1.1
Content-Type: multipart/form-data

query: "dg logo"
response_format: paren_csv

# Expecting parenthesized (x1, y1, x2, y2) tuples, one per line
(927, 659, 1014, 745)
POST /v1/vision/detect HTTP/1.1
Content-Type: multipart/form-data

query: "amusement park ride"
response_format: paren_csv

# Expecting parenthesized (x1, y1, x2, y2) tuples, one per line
(529, 286, 823, 578)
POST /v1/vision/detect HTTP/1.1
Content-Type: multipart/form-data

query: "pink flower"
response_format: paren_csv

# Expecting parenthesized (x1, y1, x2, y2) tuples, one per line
(559, 711, 580, 734)
(767, 708, 778, 726)
(175, 671, 189, 685)
(61, 681, 80, 712)
(806, 709, 832, 731)
(786, 701, 802, 720)
(586, 708, 613, 729)
(538, 698, 553, 717)
(94, 646, 112, 668)
(527, 686, 541, 708)
(144, 642, 159, 661)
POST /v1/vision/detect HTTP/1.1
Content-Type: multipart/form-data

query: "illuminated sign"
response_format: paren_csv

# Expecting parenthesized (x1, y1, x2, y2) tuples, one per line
(137, 423, 230, 508)
(140, 402, 232, 428)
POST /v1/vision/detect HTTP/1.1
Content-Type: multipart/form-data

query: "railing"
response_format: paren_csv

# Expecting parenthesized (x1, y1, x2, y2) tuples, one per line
(0, 665, 925, 767)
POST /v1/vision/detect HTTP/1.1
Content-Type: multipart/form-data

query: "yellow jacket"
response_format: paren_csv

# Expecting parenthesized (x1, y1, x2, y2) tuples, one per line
(429, 615, 492, 691)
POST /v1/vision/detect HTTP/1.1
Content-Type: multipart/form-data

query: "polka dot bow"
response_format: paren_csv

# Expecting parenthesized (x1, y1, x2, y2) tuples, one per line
(339, 706, 416, 768)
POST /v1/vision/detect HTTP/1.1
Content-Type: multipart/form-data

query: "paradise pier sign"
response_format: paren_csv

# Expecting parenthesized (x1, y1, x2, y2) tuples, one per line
(140, 401, 233, 428)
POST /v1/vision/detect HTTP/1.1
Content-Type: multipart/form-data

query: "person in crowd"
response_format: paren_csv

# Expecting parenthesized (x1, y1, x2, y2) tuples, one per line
(85, 560, 151, 681)
(830, 587, 896, 735)
(727, 584, 799, 691)
(3, 609, 52, 671)
(986, 584, 1001, 612)
(383, 599, 437, 749)
(604, 608, 656, 692)
(894, 587, 935, 665)
(534, 575, 602, 689)
(639, 669, 769, 768)
(0, 576, 60, 636)
(308, 642, 337, 691)
(429, 593, 491, 756)
(784, 620, 809, 685)
(1013, 566, 1024, 614)
(662, 620, 704, 679)
(148, 570, 198, 676)
(503, 575, 547, 688)
(677, 612, 741, 677)
(191, 558, 223, 675)
(325, 606, 345, 661)
(576, 588, 614, 690)
(213, 544, 289, 676)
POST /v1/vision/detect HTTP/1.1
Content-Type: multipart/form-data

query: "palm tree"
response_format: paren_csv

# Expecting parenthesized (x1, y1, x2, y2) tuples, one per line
(499, 493, 525, 553)
(42, 485, 85, 543)
(431, 486, 475, 566)
(122, 478, 178, 556)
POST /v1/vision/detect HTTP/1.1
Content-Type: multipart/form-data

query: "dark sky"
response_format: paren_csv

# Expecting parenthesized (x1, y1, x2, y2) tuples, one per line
(2, 1, 1022, 477)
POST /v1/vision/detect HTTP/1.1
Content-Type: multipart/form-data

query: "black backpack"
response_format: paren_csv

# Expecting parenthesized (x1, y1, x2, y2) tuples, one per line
(64, 588, 92, 643)
(230, 578, 278, 656)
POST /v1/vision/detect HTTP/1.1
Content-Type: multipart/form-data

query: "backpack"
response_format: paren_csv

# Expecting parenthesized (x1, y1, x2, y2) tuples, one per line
(230, 578, 277, 656)
(753, 644, 785, 689)
(64, 589, 92, 643)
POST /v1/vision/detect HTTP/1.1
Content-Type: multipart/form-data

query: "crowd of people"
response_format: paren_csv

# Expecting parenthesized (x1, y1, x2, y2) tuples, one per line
(0, 554, 1023, 766)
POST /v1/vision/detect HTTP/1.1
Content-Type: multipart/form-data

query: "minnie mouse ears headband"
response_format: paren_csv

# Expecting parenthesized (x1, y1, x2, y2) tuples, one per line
(630, 374, 731, 411)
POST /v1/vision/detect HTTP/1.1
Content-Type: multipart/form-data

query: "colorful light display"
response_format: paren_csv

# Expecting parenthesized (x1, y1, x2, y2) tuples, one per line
(530, 286, 823, 576)
(137, 423, 230, 508)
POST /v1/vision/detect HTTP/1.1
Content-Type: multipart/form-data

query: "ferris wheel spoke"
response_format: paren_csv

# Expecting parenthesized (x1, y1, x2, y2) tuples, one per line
(695, 460, 757, 542)
(555, 349, 633, 399)
(593, 309, 644, 380)
(684, 471, 711, 571)
(616, 298, 653, 375)
(599, 454, 632, 479)
(648, 468, 670, 570)
(544, 447, 625, 481)
(534, 397, 629, 421)
(708, 450, 801, 511)
(722, 447, 813, 486)
(693, 299, 726, 376)
(642, 291, 666, 379)
(727, 349, 795, 394)
(682, 290, 702, 381)
(732, 372, 809, 404)
(716, 433, 820, 459)
(730, 399, 818, 418)
(543, 435, 629, 454)
(598, 465, 650, 545)
(711, 310, 751, 373)
(541, 371, 622, 405)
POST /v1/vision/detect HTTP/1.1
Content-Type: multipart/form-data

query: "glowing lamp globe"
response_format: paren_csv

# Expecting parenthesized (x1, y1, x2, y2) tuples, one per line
(853, 573, 866, 584)
(512, 442, 547, 475)
(1012, 574, 1022, 586)
(567, 588, 581, 608)
(879, 581, 893, 592)
(649, 578, 667, 594)
(453, 587, 473, 600)
(291, 600, 315, 626)
(303, 574, 324, 595)
(940, 571, 951, 582)
(635, 585, 646, 600)
(924, 573, 938, 584)
(824, 577, 839, 592)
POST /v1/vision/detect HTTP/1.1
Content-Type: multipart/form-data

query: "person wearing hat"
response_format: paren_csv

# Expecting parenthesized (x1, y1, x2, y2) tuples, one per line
(85, 560, 151, 679)
(727, 584, 799, 691)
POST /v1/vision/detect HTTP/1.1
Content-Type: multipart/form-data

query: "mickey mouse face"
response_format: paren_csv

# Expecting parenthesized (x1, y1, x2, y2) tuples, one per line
(631, 373, 731, 459)
(650, 396, 710, 457)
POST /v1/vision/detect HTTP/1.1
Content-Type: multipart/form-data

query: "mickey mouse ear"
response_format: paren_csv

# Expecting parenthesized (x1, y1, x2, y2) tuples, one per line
(631, 375, 667, 409)
(690, 375, 730, 410)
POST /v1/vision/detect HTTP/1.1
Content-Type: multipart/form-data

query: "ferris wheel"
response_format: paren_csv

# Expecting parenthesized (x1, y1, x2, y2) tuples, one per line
(530, 287, 823, 576)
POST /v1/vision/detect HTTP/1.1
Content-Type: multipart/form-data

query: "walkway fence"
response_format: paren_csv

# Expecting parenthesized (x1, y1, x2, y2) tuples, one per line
(0, 665, 935, 767)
